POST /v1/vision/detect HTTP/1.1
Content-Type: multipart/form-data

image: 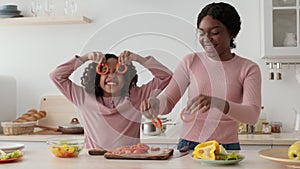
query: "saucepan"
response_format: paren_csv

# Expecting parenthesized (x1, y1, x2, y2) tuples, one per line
(141, 118, 176, 136)
(35, 118, 84, 134)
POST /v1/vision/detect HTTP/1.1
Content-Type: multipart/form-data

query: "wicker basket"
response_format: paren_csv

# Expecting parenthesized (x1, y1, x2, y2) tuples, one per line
(1, 121, 37, 135)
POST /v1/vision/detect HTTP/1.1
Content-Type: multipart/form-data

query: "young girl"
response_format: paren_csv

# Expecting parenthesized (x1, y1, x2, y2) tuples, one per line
(50, 51, 172, 150)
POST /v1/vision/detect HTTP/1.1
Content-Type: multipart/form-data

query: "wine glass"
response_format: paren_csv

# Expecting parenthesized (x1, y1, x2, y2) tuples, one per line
(44, 0, 54, 16)
(64, 0, 77, 16)
(31, 0, 41, 17)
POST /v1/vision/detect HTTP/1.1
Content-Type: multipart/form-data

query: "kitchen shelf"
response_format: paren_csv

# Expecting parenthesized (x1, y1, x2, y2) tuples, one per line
(262, 55, 300, 64)
(0, 16, 92, 26)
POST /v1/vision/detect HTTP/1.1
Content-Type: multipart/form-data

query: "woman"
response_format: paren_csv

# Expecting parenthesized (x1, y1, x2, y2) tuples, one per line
(50, 51, 172, 150)
(140, 2, 261, 150)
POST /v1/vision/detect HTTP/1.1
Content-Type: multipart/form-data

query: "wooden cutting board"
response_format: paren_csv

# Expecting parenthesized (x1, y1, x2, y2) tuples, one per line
(38, 95, 78, 128)
(104, 148, 174, 160)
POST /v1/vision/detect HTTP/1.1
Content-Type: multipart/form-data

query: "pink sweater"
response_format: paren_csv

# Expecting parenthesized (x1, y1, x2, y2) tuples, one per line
(50, 56, 172, 150)
(159, 53, 261, 144)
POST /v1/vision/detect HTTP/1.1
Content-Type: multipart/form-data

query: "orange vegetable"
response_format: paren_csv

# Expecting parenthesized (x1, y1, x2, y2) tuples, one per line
(192, 140, 220, 160)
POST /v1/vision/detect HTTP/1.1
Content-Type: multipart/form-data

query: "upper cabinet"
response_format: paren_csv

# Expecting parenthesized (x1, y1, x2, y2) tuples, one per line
(261, 0, 300, 62)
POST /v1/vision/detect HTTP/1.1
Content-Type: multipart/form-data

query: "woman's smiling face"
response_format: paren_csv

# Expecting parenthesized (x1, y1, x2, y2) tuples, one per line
(99, 58, 125, 97)
(198, 15, 232, 60)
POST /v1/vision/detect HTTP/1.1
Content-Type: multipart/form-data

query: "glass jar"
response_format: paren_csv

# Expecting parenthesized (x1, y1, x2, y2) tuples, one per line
(271, 122, 282, 133)
(262, 122, 271, 134)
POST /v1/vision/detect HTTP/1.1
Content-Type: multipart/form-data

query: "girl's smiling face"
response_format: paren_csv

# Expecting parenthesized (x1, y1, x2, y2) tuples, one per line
(99, 58, 125, 97)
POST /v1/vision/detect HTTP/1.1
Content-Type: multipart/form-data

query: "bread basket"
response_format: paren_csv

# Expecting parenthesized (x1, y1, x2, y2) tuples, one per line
(1, 121, 37, 135)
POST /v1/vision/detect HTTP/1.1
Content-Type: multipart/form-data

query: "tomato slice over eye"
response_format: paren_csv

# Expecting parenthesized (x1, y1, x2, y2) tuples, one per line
(116, 63, 128, 74)
(96, 63, 109, 75)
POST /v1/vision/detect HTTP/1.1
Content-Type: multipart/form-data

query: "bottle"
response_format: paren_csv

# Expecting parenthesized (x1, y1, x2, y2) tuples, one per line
(255, 106, 267, 133)
(294, 108, 300, 131)
(271, 121, 282, 133)
(262, 122, 271, 134)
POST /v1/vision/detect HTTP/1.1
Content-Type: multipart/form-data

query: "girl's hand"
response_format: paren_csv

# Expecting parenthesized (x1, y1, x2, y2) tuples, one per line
(119, 50, 146, 65)
(86, 52, 105, 63)
(140, 97, 160, 120)
(80, 52, 105, 63)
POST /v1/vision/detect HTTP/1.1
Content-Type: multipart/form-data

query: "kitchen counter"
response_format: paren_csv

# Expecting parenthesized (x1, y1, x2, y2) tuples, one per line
(0, 144, 290, 169)
(0, 132, 299, 146)
(141, 132, 300, 146)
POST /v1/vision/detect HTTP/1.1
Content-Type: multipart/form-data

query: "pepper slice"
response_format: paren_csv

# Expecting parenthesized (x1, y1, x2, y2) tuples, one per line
(192, 140, 220, 160)
(96, 63, 128, 75)
(151, 117, 162, 129)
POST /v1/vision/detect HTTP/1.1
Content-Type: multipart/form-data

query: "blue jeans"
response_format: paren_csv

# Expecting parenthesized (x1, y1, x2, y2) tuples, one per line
(177, 138, 241, 150)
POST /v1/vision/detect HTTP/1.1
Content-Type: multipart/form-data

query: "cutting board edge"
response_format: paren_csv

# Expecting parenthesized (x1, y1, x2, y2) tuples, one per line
(104, 148, 174, 160)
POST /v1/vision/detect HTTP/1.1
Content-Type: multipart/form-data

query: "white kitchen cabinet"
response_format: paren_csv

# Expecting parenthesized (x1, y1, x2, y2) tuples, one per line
(261, 0, 300, 63)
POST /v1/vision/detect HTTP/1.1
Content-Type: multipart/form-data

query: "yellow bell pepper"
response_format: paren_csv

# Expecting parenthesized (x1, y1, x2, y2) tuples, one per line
(192, 140, 220, 160)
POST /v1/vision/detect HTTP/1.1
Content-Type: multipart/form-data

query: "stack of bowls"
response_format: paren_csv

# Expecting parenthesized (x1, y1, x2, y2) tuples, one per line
(0, 5, 23, 18)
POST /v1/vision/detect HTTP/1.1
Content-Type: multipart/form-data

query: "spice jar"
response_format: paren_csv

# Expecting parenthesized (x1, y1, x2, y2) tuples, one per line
(271, 122, 282, 133)
(262, 122, 271, 134)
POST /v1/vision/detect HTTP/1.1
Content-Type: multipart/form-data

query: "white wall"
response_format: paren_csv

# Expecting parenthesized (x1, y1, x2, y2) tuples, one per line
(0, 0, 299, 132)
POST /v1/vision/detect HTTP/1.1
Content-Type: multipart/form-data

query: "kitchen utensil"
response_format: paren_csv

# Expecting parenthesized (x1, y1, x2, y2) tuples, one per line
(35, 118, 84, 134)
(172, 150, 189, 159)
(141, 119, 176, 136)
(179, 144, 190, 152)
(104, 148, 173, 160)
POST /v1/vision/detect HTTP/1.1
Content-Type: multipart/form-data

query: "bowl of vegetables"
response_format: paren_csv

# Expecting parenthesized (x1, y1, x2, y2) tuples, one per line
(47, 136, 85, 158)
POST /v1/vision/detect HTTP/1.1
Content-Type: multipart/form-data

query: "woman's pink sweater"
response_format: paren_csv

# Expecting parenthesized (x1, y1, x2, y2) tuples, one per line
(159, 53, 261, 144)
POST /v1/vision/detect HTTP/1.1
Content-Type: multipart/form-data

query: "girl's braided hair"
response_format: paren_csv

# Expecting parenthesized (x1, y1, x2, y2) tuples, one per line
(80, 54, 138, 97)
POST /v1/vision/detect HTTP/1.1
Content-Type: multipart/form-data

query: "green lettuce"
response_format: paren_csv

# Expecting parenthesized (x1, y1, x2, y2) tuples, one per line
(216, 145, 243, 160)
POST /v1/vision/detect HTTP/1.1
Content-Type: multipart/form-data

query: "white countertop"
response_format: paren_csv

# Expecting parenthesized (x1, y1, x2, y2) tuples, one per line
(0, 143, 290, 169)
(0, 132, 299, 146)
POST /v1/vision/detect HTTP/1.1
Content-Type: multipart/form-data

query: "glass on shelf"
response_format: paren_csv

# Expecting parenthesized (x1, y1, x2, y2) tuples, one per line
(44, 0, 54, 16)
(31, 0, 42, 17)
(64, 0, 77, 16)
(273, 9, 297, 47)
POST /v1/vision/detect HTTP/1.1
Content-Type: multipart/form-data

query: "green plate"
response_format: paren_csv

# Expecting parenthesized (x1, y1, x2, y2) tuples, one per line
(191, 155, 245, 165)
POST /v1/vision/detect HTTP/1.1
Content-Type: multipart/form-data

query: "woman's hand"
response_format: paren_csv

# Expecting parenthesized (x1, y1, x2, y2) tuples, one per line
(140, 97, 160, 120)
(185, 95, 229, 115)
(119, 50, 147, 65)
(79, 52, 105, 63)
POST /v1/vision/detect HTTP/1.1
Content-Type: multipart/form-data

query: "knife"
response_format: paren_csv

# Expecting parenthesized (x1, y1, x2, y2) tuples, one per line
(88, 149, 107, 156)
(172, 150, 190, 159)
